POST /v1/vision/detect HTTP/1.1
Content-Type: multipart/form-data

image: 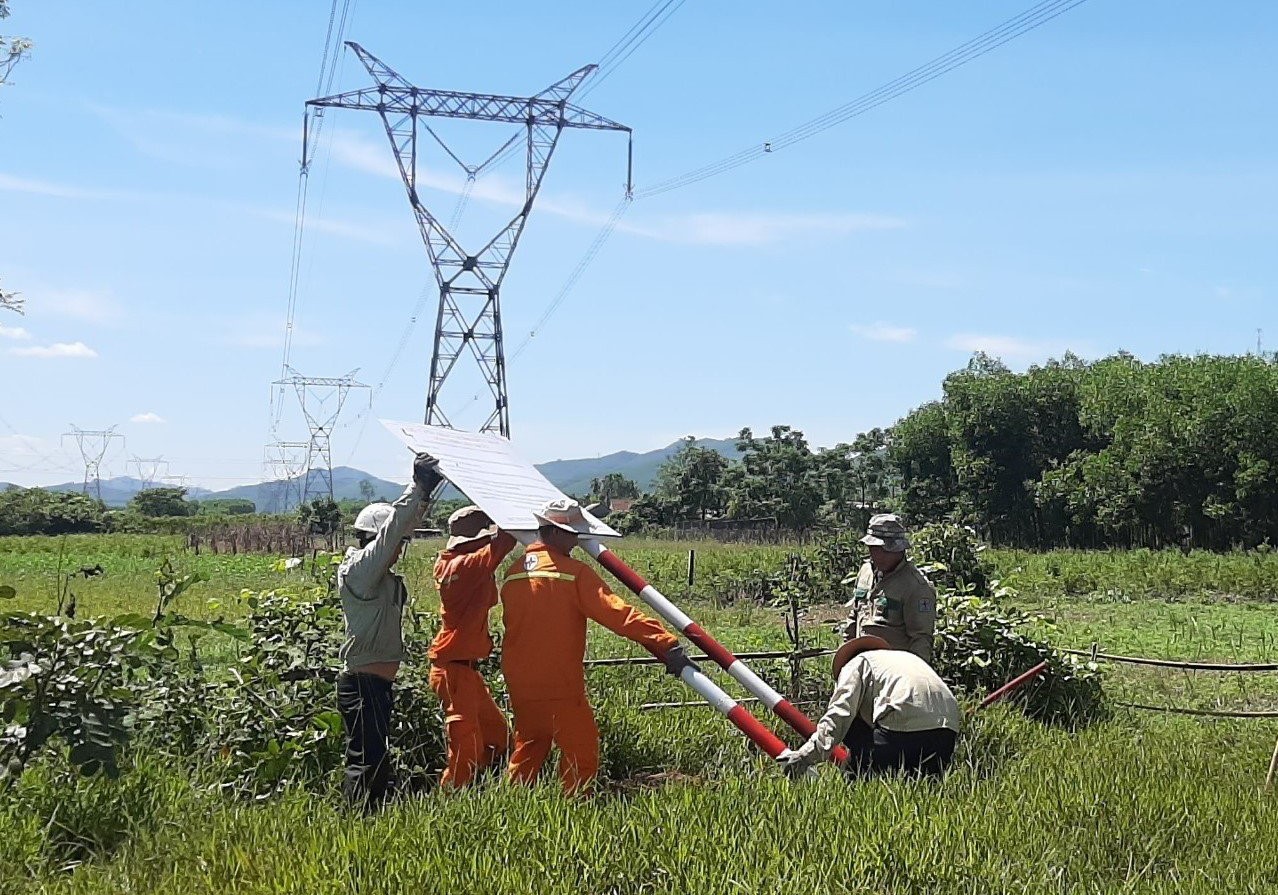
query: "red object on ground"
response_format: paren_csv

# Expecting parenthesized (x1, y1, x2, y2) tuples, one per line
(978, 661, 1050, 710)
(585, 539, 848, 765)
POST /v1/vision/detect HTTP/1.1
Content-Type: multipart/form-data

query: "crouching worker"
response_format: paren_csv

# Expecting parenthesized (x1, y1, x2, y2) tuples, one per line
(501, 498, 693, 794)
(779, 635, 960, 780)
(428, 506, 516, 788)
(336, 452, 442, 811)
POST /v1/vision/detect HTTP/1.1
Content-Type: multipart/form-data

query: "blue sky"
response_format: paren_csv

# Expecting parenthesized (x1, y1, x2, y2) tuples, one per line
(2, 1, 1275, 490)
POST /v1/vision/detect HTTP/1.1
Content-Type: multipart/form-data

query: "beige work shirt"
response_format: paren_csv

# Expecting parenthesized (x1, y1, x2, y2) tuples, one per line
(842, 558, 937, 663)
(791, 649, 961, 768)
(336, 482, 427, 671)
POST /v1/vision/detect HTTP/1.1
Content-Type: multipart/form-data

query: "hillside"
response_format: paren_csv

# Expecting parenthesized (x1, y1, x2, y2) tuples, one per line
(14, 437, 741, 511)
(537, 437, 740, 496)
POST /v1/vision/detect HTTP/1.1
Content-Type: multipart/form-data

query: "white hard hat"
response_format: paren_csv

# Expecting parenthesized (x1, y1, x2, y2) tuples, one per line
(353, 502, 394, 535)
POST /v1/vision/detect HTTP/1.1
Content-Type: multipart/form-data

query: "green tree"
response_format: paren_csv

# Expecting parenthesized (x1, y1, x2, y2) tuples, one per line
(0, 1, 31, 88)
(724, 426, 822, 530)
(588, 473, 639, 504)
(654, 438, 729, 522)
(0, 488, 105, 535)
(129, 487, 195, 518)
(297, 497, 342, 535)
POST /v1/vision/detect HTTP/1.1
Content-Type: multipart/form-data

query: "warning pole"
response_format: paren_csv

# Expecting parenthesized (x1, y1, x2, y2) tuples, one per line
(583, 539, 849, 765)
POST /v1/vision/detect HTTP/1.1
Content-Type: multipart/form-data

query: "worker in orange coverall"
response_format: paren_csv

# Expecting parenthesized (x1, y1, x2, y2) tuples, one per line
(500, 498, 694, 794)
(428, 505, 517, 788)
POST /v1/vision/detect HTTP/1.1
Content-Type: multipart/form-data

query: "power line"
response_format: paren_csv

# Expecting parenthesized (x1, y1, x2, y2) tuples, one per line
(637, 0, 1092, 198)
(271, 0, 358, 434)
(578, 0, 689, 101)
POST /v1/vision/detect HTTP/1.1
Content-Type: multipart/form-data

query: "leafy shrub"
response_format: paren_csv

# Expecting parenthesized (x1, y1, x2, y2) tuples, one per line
(0, 488, 105, 536)
(0, 612, 143, 781)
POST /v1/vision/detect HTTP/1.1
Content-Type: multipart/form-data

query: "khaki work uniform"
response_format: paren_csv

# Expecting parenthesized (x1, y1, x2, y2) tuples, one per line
(843, 558, 937, 664)
(788, 649, 960, 773)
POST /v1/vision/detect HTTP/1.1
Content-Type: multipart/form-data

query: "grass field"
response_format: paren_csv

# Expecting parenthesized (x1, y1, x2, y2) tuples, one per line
(3, 534, 1278, 893)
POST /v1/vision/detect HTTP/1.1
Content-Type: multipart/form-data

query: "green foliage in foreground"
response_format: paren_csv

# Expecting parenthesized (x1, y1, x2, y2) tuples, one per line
(2, 713, 1276, 894)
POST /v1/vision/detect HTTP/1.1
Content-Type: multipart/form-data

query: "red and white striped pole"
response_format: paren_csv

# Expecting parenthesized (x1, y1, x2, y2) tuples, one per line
(584, 539, 849, 765)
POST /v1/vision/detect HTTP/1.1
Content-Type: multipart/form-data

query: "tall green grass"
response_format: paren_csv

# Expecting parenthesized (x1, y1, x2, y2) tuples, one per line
(4, 713, 1276, 894)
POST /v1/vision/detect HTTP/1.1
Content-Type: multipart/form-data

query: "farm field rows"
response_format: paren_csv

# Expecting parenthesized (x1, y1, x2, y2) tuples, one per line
(3, 534, 1278, 893)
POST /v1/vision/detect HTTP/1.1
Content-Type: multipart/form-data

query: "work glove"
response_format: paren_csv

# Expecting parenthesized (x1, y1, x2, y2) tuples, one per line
(412, 452, 442, 490)
(777, 748, 816, 780)
(662, 644, 698, 678)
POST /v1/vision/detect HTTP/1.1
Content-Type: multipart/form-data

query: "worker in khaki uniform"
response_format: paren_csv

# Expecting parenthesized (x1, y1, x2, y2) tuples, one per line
(336, 452, 442, 810)
(779, 635, 960, 778)
(501, 498, 693, 794)
(428, 506, 517, 789)
(842, 514, 937, 664)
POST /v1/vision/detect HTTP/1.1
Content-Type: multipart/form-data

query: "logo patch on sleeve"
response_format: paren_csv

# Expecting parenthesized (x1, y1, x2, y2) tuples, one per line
(917, 598, 934, 614)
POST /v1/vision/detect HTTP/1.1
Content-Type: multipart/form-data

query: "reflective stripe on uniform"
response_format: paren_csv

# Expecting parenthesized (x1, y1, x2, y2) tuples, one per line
(436, 574, 460, 587)
(504, 570, 577, 583)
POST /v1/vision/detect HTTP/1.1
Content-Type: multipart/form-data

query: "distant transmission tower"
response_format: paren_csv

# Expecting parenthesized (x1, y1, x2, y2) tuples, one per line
(130, 456, 169, 488)
(272, 368, 369, 505)
(263, 440, 310, 513)
(62, 426, 124, 502)
(308, 43, 632, 435)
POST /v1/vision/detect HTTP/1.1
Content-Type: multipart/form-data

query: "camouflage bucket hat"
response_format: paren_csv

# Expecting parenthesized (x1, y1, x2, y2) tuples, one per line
(860, 513, 909, 552)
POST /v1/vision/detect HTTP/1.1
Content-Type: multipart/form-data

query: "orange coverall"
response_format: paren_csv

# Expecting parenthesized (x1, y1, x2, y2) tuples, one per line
(428, 531, 516, 788)
(500, 542, 678, 793)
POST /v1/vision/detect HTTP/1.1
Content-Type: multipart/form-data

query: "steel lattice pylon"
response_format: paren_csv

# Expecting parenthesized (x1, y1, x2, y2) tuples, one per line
(262, 440, 310, 513)
(308, 43, 632, 436)
(62, 426, 124, 503)
(272, 368, 369, 505)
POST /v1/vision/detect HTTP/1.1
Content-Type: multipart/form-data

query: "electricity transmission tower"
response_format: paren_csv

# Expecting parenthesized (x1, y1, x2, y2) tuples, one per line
(62, 426, 123, 502)
(130, 456, 169, 489)
(262, 440, 309, 513)
(307, 43, 632, 436)
(272, 368, 369, 505)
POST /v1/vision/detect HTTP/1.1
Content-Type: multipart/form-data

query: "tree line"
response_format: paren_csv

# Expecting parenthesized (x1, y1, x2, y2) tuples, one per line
(613, 353, 1278, 551)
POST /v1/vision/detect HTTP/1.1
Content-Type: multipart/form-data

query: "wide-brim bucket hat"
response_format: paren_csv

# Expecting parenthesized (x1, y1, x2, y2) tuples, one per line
(446, 505, 496, 550)
(533, 498, 593, 535)
(831, 635, 892, 678)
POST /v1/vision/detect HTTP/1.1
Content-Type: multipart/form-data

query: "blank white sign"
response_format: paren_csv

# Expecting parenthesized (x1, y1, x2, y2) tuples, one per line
(381, 420, 621, 538)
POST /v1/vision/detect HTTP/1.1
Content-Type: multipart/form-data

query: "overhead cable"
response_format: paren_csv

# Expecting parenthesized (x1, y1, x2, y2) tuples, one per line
(636, 0, 1091, 198)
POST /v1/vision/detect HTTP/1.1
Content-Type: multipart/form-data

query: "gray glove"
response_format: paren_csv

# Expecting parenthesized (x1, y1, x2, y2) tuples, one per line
(662, 644, 697, 678)
(777, 748, 815, 779)
(412, 452, 441, 491)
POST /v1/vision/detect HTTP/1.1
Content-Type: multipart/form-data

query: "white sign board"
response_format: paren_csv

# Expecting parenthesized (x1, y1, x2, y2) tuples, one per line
(381, 420, 622, 538)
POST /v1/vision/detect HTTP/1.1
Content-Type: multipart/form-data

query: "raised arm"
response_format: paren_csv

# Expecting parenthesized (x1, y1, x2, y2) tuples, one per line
(342, 455, 442, 597)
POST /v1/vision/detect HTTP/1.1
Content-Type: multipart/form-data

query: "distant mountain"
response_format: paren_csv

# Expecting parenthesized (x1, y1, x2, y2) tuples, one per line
(41, 476, 214, 508)
(537, 437, 741, 497)
(14, 438, 742, 512)
(205, 466, 407, 513)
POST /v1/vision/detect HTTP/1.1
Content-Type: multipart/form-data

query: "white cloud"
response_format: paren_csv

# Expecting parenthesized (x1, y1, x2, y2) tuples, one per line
(627, 211, 906, 247)
(850, 322, 918, 343)
(0, 172, 133, 201)
(327, 129, 905, 247)
(8, 341, 99, 359)
(130, 412, 165, 424)
(251, 208, 402, 247)
(37, 288, 124, 324)
(219, 313, 326, 350)
(945, 333, 1078, 361)
(0, 324, 32, 340)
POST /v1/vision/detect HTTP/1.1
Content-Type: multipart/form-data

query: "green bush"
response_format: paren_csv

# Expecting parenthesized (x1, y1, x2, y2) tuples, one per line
(0, 488, 105, 536)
